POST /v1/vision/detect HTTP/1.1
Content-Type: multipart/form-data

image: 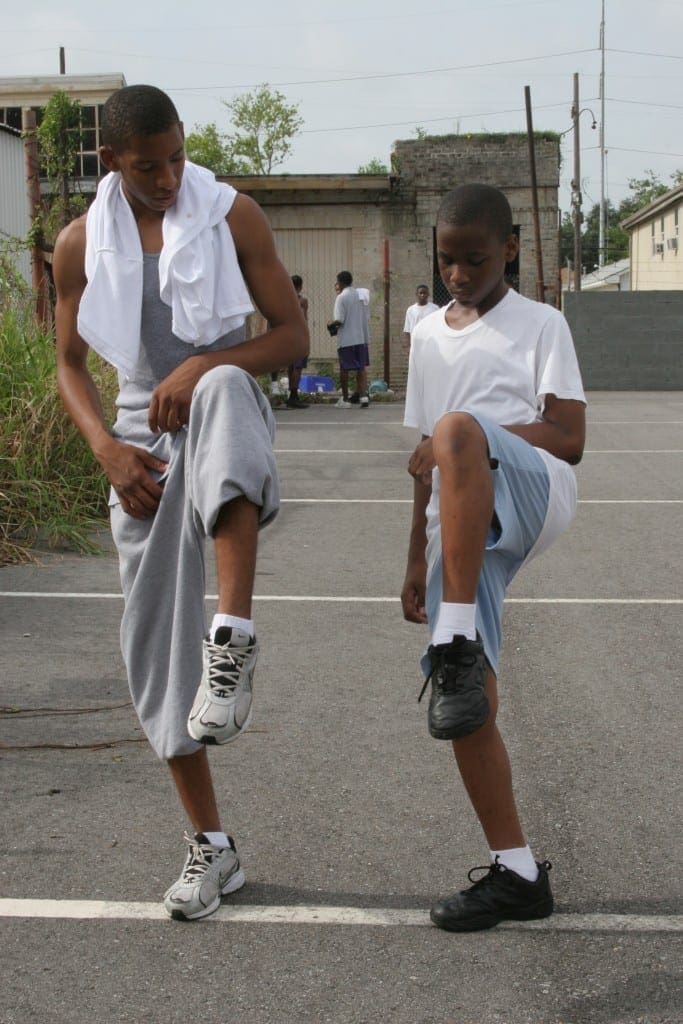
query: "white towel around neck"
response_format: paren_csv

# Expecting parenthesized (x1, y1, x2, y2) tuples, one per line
(77, 160, 254, 376)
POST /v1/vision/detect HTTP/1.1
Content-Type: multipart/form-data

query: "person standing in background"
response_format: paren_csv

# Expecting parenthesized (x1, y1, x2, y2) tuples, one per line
(327, 270, 370, 409)
(403, 284, 439, 352)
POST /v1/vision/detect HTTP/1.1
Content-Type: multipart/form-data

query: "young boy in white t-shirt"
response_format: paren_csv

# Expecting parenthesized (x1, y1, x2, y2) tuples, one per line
(402, 183, 586, 932)
(403, 284, 440, 351)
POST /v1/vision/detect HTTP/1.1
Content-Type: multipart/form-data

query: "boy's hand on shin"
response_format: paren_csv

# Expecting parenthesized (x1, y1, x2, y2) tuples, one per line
(408, 438, 435, 486)
(98, 439, 167, 520)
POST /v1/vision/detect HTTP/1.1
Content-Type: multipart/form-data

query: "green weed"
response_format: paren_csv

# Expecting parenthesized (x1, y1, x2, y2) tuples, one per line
(0, 279, 117, 564)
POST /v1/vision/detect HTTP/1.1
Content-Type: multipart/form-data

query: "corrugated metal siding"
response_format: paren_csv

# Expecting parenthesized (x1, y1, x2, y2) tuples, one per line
(273, 228, 352, 362)
(0, 130, 31, 283)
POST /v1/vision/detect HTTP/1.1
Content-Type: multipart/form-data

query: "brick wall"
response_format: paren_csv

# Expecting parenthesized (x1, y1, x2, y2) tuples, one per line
(387, 134, 560, 384)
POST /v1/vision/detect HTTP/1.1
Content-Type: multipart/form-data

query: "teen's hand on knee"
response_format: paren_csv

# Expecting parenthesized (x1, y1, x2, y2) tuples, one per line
(148, 358, 205, 433)
(99, 440, 167, 519)
(408, 438, 435, 485)
(401, 570, 428, 624)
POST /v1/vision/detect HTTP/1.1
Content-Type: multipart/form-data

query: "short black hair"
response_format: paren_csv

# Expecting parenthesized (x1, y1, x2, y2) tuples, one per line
(291, 274, 303, 288)
(416, 284, 429, 291)
(101, 85, 180, 152)
(337, 270, 353, 288)
(437, 184, 513, 242)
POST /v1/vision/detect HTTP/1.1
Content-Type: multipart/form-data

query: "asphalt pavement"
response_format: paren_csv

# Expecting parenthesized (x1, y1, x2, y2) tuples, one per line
(0, 391, 681, 1024)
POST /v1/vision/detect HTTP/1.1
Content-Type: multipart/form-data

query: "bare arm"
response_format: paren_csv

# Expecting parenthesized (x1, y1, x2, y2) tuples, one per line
(53, 218, 167, 519)
(147, 194, 309, 432)
(503, 395, 586, 465)
(401, 437, 432, 625)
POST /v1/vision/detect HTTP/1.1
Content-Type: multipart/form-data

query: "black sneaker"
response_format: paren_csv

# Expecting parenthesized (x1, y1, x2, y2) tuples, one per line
(430, 858, 554, 932)
(348, 391, 360, 404)
(418, 634, 489, 739)
(285, 396, 310, 409)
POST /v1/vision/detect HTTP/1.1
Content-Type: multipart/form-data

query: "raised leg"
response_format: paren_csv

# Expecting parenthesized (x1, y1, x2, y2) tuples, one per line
(432, 412, 494, 604)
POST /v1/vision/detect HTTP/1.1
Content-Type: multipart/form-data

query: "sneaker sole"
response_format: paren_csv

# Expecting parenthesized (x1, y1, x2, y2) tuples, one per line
(168, 868, 246, 922)
(188, 705, 253, 746)
(430, 897, 554, 932)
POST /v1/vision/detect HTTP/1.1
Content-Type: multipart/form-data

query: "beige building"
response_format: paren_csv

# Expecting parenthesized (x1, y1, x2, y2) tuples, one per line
(621, 184, 682, 290)
(0, 73, 126, 187)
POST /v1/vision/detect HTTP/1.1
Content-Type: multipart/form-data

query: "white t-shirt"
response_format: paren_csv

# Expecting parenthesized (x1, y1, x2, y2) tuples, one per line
(404, 288, 586, 566)
(403, 301, 440, 336)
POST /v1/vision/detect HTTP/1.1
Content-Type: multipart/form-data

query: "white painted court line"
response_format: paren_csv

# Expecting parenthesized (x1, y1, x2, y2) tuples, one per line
(1, 593, 681, 604)
(274, 449, 683, 455)
(278, 420, 683, 427)
(279, 498, 683, 505)
(0, 898, 680, 932)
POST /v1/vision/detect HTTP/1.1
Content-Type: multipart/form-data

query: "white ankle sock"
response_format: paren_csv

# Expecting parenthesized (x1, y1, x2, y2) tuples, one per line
(490, 845, 539, 882)
(431, 602, 477, 645)
(202, 831, 229, 848)
(210, 614, 254, 641)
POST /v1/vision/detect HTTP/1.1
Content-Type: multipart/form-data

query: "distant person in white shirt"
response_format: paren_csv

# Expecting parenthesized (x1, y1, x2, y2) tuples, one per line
(403, 284, 439, 351)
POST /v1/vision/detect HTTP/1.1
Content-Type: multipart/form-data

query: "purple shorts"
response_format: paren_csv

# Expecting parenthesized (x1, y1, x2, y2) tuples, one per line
(338, 344, 370, 371)
(289, 357, 308, 371)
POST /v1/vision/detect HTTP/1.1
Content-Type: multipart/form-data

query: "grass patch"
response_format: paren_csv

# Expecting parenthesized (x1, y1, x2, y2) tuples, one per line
(0, 277, 117, 564)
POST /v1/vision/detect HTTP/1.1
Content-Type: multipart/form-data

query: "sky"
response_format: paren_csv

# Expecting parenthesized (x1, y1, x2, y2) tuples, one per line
(3, 0, 683, 218)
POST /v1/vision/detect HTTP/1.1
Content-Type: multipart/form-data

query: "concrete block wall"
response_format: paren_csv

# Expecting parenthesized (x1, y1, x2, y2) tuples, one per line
(564, 291, 683, 389)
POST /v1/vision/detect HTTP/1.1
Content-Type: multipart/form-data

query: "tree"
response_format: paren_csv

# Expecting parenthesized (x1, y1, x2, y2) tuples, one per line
(184, 122, 249, 176)
(35, 90, 86, 237)
(222, 84, 303, 175)
(357, 158, 389, 175)
(561, 168, 683, 272)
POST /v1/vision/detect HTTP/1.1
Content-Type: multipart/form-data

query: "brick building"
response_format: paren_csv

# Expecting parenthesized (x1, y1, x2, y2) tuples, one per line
(229, 132, 560, 385)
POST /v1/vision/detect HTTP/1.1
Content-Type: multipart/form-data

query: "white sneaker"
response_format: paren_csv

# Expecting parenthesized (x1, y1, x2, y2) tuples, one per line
(335, 398, 352, 409)
(359, 395, 370, 407)
(269, 381, 282, 397)
(164, 832, 245, 921)
(187, 627, 257, 744)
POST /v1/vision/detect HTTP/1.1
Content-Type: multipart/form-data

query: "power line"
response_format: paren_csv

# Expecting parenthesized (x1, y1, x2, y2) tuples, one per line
(608, 146, 683, 158)
(607, 47, 683, 60)
(165, 48, 597, 92)
(608, 96, 683, 111)
(300, 99, 593, 135)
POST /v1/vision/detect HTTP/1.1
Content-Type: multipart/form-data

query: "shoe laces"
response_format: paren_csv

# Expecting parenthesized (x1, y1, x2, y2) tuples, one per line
(418, 640, 480, 703)
(206, 637, 255, 697)
(466, 858, 507, 889)
(178, 832, 217, 882)
(466, 856, 552, 887)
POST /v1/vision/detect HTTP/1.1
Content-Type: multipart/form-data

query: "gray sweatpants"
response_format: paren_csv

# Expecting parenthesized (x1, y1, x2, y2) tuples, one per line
(110, 366, 279, 760)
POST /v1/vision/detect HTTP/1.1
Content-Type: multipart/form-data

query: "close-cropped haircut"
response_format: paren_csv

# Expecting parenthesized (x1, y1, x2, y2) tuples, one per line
(291, 274, 303, 288)
(437, 184, 513, 242)
(337, 270, 353, 287)
(101, 85, 180, 152)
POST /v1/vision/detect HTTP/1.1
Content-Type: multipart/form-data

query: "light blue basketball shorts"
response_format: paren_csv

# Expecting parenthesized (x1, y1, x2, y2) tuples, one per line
(423, 410, 577, 677)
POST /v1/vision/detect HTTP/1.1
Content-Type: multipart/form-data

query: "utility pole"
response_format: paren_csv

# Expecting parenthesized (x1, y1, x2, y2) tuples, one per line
(22, 108, 49, 323)
(598, 0, 606, 266)
(382, 239, 391, 386)
(571, 73, 582, 291)
(524, 86, 545, 303)
(59, 47, 66, 74)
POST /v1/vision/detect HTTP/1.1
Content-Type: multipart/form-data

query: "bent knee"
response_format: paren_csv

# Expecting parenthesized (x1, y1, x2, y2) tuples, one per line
(195, 363, 251, 397)
(432, 411, 487, 459)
